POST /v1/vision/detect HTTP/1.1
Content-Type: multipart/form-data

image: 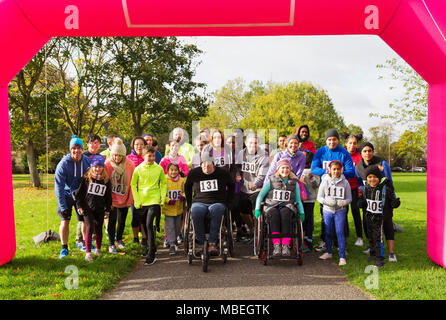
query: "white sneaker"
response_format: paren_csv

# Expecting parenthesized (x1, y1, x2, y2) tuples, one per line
(108, 245, 117, 254)
(85, 252, 93, 262)
(339, 258, 347, 266)
(354, 238, 364, 247)
(315, 241, 326, 252)
(389, 253, 397, 262)
(319, 252, 333, 260)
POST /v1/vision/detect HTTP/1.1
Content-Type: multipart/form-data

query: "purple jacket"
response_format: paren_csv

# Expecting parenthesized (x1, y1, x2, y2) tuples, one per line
(266, 150, 306, 182)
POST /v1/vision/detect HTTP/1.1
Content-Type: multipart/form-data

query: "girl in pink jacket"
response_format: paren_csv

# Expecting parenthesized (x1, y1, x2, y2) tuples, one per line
(160, 140, 189, 177)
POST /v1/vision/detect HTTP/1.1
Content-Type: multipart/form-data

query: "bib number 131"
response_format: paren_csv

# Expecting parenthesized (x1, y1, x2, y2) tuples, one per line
(200, 179, 218, 192)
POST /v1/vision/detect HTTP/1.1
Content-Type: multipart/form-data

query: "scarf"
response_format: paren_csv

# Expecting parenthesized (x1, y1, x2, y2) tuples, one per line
(110, 158, 127, 194)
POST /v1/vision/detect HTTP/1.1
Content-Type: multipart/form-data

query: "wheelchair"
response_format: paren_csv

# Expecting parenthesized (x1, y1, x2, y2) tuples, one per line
(183, 205, 234, 272)
(254, 202, 304, 266)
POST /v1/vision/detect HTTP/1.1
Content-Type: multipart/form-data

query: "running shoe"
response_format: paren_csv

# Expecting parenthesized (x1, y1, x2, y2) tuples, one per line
(169, 244, 176, 255)
(315, 241, 326, 252)
(108, 245, 117, 254)
(59, 248, 69, 259)
(85, 252, 93, 262)
(363, 246, 371, 255)
(339, 258, 347, 266)
(273, 244, 282, 257)
(177, 234, 183, 244)
(281, 245, 291, 257)
(75, 241, 83, 250)
(375, 257, 385, 267)
(163, 237, 169, 248)
(354, 237, 364, 247)
(319, 252, 333, 260)
(393, 223, 404, 233)
(144, 256, 156, 266)
(116, 240, 126, 249)
(389, 253, 397, 262)
(141, 249, 148, 257)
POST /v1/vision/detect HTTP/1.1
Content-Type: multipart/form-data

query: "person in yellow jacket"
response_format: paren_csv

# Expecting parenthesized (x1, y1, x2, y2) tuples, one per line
(163, 163, 186, 255)
(131, 146, 167, 265)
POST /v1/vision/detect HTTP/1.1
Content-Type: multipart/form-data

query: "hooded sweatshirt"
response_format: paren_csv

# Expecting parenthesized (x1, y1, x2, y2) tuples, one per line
(266, 149, 306, 181)
(295, 125, 316, 154)
(130, 162, 167, 209)
(311, 145, 355, 180)
(236, 147, 270, 194)
(317, 173, 352, 213)
(55, 154, 91, 212)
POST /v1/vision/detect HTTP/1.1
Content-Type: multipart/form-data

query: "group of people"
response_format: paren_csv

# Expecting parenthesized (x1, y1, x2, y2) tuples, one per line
(54, 124, 400, 268)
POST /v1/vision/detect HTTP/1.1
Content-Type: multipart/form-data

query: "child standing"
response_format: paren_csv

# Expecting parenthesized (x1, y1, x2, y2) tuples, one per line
(358, 165, 400, 267)
(74, 155, 112, 262)
(160, 140, 189, 177)
(131, 146, 167, 265)
(255, 159, 305, 257)
(163, 163, 186, 255)
(317, 160, 352, 266)
(300, 150, 319, 252)
(104, 138, 135, 253)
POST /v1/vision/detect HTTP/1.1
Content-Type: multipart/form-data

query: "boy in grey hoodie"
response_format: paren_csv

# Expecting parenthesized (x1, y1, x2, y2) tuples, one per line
(317, 160, 352, 266)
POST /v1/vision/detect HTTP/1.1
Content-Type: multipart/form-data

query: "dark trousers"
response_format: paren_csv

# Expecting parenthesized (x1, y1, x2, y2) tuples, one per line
(135, 205, 161, 257)
(303, 202, 315, 240)
(365, 212, 384, 258)
(84, 210, 105, 253)
(231, 193, 243, 229)
(107, 207, 129, 245)
(346, 189, 363, 238)
(268, 206, 293, 235)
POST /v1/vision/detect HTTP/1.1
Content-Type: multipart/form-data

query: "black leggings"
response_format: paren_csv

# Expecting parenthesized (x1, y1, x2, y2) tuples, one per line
(136, 205, 161, 256)
(268, 206, 293, 235)
(107, 207, 129, 245)
(84, 210, 105, 253)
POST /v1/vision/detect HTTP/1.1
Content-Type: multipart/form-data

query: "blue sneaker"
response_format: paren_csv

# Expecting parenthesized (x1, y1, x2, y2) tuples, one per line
(59, 248, 69, 259)
(81, 244, 95, 252)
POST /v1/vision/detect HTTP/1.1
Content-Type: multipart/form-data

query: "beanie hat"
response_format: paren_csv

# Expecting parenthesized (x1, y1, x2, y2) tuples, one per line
(277, 159, 291, 170)
(69, 135, 83, 149)
(359, 142, 375, 153)
(286, 134, 299, 146)
(365, 165, 382, 180)
(141, 133, 152, 139)
(90, 155, 105, 167)
(111, 138, 127, 156)
(324, 129, 339, 141)
(200, 152, 214, 164)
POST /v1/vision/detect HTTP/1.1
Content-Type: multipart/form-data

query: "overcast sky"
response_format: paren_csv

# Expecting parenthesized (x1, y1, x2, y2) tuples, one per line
(180, 35, 410, 140)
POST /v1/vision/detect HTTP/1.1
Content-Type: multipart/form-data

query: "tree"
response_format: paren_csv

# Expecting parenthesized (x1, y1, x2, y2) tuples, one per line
(394, 127, 427, 169)
(111, 37, 208, 137)
(368, 123, 394, 166)
(236, 81, 348, 148)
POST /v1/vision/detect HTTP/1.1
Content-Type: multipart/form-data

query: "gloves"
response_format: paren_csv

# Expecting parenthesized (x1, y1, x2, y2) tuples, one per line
(178, 195, 186, 201)
(300, 213, 305, 222)
(168, 199, 176, 205)
(324, 199, 337, 207)
(254, 209, 262, 219)
(337, 200, 348, 207)
(77, 208, 84, 216)
(391, 197, 401, 209)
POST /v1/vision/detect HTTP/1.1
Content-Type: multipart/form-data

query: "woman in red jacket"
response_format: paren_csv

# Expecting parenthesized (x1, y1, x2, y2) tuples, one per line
(342, 132, 364, 247)
(295, 125, 316, 154)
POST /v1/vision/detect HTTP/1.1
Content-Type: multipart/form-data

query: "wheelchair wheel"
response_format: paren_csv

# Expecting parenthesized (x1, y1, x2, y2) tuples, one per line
(183, 210, 191, 256)
(202, 240, 209, 273)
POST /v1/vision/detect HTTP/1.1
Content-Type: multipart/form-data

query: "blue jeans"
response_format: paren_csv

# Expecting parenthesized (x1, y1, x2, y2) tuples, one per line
(191, 202, 226, 245)
(323, 209, 347, 259)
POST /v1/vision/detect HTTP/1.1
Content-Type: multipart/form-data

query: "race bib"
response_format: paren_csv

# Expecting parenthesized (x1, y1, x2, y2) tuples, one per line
(323, 161, 331, 170)
(88, 182, 107, 197)
(272, 190, 292, 202)
(366, 199, 383, 214)
(168, 190, 182, 200)
(214, 157, 225, 167)
(327, 186, 345, 199)
(199, 179, 219, 192)
(112, 184, 125, 196)
(241, 161, 256, 174)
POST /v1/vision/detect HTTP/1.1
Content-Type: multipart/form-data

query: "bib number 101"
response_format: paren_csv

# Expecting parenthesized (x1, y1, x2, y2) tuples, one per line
(88, 182, 106, 197)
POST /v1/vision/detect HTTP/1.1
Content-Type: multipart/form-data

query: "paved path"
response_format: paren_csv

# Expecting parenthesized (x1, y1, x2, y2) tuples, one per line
(102, 241, 373, 300)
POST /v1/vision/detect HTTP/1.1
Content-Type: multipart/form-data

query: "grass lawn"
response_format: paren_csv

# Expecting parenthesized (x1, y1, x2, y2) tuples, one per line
(0, 174, 160, 300)
(2, 173, 445, 300)
(314, 172, 446, 300)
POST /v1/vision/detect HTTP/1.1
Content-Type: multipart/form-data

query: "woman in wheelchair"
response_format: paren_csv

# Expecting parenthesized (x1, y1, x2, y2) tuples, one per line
(185, 152, 235, 255)
(255, 159, 305, 257)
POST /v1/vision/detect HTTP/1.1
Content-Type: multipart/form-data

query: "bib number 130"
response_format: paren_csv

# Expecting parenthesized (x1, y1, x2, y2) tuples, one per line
(200, 179, 218, 192)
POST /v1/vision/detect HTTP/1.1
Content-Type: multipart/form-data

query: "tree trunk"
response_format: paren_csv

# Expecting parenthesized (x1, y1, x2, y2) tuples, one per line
(26, 141, 41, 188)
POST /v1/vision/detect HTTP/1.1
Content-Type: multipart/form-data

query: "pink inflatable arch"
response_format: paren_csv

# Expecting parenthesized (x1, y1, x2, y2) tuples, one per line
(1, 0, 445, 266)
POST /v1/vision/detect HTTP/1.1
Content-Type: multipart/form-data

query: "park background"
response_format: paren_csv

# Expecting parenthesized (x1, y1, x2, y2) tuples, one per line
(3, 36, 437, 300)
